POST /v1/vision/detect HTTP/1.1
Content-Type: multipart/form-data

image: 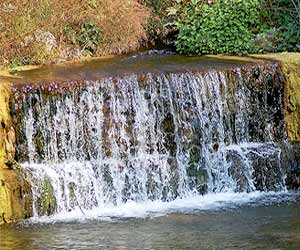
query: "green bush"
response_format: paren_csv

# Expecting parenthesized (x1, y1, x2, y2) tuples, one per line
(174, 0, 261, 55)
(259, 0, 300, 52)
(140, 0, 174, 44)
(76, 20, 102, 54)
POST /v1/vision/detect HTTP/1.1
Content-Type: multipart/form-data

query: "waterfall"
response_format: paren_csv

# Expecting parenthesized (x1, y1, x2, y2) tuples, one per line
(12, 64, 288, 217)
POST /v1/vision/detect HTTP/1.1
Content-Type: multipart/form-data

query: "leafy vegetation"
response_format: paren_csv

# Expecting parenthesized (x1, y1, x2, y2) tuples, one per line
(74, 20, 102, 55)
(140, 0, 175, 45)
(172, 0, 300, 55)
(258, 0, 300, 52)
(172, 0, 261, 55)
(0, 0, 299, 67)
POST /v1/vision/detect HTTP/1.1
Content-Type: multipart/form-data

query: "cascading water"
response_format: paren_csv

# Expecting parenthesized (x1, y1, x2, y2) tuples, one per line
(12, 62, 289, 217)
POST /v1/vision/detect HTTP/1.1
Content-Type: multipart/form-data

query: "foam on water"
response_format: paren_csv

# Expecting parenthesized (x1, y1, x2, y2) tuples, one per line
(25, 191, 296, 224)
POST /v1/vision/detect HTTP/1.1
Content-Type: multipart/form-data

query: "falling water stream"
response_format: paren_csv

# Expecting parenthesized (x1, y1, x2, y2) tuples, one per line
(2, 55, 299, 250)
(12, 63, 288, 216)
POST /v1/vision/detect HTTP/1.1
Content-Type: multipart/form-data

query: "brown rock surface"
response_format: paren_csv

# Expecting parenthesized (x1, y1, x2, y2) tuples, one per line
(0, 81, 32, 225)
(252, 53, 300, 142)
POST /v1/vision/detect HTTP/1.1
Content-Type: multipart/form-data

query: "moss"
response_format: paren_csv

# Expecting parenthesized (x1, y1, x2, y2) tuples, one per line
(284, 60, 300, 142)
(0, 80, 11, 164)
(0, 166, 32, 225)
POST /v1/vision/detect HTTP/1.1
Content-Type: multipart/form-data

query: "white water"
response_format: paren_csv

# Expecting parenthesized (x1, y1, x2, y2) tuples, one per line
(26, 191, 295, 224)
(17, 68, 287, 219)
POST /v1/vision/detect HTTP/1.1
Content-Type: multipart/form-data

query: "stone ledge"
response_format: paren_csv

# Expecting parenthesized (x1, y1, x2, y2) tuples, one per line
(251, 53, 300, 142)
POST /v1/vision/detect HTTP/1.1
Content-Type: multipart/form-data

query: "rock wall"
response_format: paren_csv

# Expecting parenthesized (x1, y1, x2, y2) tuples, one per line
(251, 53, 300, 190)
(285, 143, 300, 190)
(276, 55, 300, 190)
(283, 59, 300, 142)
(252, 53, 300, 142)
(0, 81, 32, 225)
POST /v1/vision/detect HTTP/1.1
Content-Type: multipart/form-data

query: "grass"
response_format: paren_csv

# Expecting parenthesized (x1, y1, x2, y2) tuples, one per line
(0, 0, 150, 68)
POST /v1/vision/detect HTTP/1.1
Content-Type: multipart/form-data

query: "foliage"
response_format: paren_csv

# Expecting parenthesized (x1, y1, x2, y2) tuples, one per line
(0, 0, 298, 66)
(173, 0, 261, 55)
(140, 0, 174, 45)
(95, 0, 149, 55)
(76, 20, 102, 55)
(0, 0, 150, 68)
(258, 0, 300, 52)
(172, 0, 300, 54)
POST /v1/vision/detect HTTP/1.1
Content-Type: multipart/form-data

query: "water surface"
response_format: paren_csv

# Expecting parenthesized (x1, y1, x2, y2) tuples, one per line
(1, 193, 300, 250)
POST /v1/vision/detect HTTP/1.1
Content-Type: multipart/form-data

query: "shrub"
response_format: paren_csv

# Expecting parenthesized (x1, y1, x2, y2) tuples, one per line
(94, 0, 150, 55)
(140, 0, 174, 45)
(173, 0, 261, 55)
(76, 20, 102, 55)
(0, 0, 150, 68)
(258, 0, 300, 52)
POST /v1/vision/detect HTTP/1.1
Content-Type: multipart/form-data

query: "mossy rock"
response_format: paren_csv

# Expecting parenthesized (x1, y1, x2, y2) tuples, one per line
(0, 81, 33, 224)
(0, 81, 12, 164)
(37, 177, 57, 216)
(187, 162, 208, 195)
(0, 166, 33, 224)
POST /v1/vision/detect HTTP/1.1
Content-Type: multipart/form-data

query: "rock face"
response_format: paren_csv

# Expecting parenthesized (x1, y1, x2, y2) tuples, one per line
(251, 53, 300, 189)
(253, 53, 300, 142)
(283, 58, 300, 142)
(285, 143, 300, 190)
(0, 167, 32, 224)
(0, 81, 32, 225)
(0, 82, 12, 163)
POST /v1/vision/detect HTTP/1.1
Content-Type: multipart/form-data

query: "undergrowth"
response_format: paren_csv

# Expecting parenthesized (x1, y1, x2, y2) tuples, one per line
(0, 0, 299, 67)
(0, 0, 150, 68)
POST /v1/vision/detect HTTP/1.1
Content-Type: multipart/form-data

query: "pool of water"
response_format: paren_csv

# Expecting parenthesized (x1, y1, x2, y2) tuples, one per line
(5, 54, 255, 84)
(1, 192, 300, 250)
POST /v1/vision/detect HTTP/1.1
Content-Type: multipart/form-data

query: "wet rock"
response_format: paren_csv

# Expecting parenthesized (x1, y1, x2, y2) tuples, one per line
(285, 143, 300, 190)
(247, 145, 285, 192)
(162, 113, 177, 156)
(37, 177, 57, 216)
(227, 150, 252, 192)
(5, 127, 16, 161)
(187, 146, 208, 195)
(187, 163, 206, 191)
(0, 82, 33, 224)
(0, 167, 33, 224)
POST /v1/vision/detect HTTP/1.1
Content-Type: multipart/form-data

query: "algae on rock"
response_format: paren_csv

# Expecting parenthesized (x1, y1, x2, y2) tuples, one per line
(283, 58, 300, 142)
(0, 80, 32, 224)
(38, 177, 57, 216)
(0, 81, 12, 163)
(0, 167, 32, 224)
